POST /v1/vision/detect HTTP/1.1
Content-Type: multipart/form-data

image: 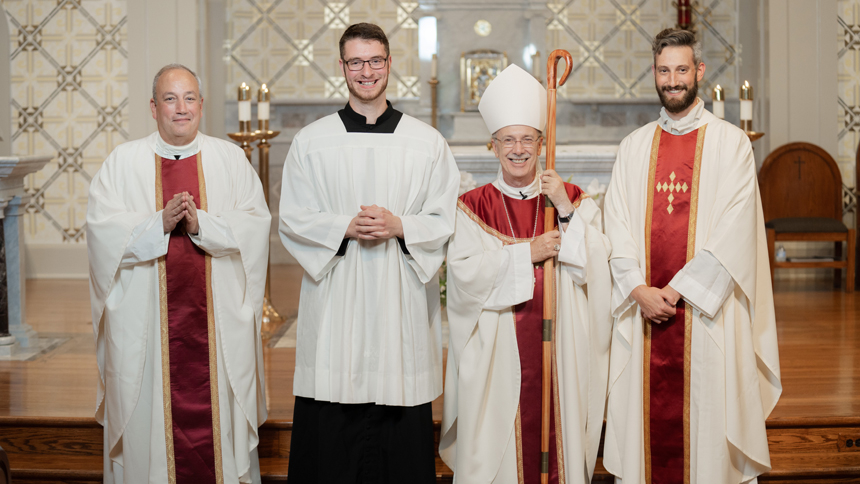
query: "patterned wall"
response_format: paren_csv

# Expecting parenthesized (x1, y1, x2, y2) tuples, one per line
(5, 0, 128, 244)
(547, 0, 738, 99)
(839, 1, 860, 187)
(225, 0, 421, 100)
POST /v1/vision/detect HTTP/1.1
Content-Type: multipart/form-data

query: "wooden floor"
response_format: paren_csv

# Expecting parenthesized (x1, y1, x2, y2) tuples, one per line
(1, 266, 859, 481)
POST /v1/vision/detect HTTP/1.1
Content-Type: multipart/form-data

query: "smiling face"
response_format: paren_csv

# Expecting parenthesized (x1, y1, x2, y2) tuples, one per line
(339, 39, 390, 105)
(150, 68, 203, 146)
(653, 45, 705, 117)
(492, 125, 544, 188)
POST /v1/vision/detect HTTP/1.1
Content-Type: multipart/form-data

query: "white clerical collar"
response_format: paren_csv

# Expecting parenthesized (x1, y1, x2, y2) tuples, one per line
(658, 97, 704, 135)
(493, 172, 541, 200)
(155, 132, 200, 160)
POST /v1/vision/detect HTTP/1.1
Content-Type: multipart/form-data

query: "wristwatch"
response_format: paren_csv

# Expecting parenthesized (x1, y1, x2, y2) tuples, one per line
(557, 210, 574, 223)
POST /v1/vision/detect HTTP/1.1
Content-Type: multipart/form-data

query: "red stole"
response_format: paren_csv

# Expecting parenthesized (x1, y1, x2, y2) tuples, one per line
(459, 181, 585, 484)
(155, 153, 222, 484)
(643, 125, 706, 484)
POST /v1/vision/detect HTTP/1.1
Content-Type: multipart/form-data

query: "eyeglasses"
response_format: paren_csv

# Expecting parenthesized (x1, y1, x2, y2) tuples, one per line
(493, 137, 540, 149)
(344, 57, 388, 71)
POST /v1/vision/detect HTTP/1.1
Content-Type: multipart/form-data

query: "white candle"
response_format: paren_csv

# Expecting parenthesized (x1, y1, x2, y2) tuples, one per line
(740, 100, 752, 121)
(712, 100, 725, 119)
(532, 51, 541, 78)
(258, 83, 270, 121)
(239, 100, 251, 122)
(740, 80, 753, 122)
(712, 85, 725, 119)
(238, 82, 251, 122)
(431, 54, 438, 79)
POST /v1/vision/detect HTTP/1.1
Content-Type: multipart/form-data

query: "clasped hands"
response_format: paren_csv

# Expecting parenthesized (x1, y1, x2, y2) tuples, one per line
(631, 284, 682, 322)
(346, 205, 403, 240)
(162, 191, 199, 235)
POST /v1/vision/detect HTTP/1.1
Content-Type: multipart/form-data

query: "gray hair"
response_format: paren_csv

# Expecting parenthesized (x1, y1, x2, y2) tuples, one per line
(151, 64, 203, 104)
(652, 28, 702, 66)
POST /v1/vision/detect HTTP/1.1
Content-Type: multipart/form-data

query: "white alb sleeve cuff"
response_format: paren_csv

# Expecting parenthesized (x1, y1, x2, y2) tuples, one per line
(188, 210, 240, 257)
(668, 250, 734, 319)
(484, 242, 535, 311)
(121, 211, 170, 266)
(557, 210, 587, 285)
(610, 257, 647, 317)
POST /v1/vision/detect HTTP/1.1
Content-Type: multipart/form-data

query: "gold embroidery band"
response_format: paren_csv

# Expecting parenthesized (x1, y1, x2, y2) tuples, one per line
(457, 193, 591, 246)
(642, 125, 661, 484)
(551, 263, 565, 484)
(682, 124, 706, 484)
(197, 154, 224, 484)
(155, 153, 177, 484)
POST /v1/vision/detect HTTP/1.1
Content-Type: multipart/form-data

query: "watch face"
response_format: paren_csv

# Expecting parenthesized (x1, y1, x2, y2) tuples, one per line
(474, 20, 492, 37)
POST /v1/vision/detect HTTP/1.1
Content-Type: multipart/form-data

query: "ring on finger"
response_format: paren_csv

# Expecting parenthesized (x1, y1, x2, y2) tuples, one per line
(553, 244, 561, 251)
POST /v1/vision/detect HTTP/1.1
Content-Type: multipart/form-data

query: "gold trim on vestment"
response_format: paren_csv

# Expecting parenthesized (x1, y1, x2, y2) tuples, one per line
(512, 308, 526, 484)
(197, 153, 225, 484)
(155, 153, 177, 484)
(683, 124, 706, 484)
(551, 264, 565, 484)
(642, 125, 661, 484)
(457, 193, 591, 246)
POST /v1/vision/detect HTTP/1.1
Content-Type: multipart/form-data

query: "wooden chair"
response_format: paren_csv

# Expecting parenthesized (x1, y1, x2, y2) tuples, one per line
(760, 142, 855, 291)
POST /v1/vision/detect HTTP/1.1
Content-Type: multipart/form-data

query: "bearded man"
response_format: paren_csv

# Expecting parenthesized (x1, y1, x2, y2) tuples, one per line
(278, 22, 459, 484)
(601, 28, 781, 483)
(87, 64, 270, 483)
(439, 64, 612, 484)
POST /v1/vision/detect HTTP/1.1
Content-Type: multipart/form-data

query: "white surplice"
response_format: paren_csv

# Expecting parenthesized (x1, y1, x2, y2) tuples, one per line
(87, 132, 271, 484)
(278, 112, 459, 406)
(439, 178, 613, 484)
(602, 106, 782, 484)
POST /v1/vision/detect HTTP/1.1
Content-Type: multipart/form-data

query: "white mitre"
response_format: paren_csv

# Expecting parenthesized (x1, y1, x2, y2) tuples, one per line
(478, 64, 547, 134)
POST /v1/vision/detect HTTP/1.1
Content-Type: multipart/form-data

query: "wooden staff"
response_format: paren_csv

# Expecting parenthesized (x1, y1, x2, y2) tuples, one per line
(541, 49, 572, 484)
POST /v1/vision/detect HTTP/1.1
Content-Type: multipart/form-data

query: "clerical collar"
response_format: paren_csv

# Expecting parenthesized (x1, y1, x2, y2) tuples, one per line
(155, 132, 199, 160)
(658, 97, 704, 135)
(493, 173, 541, 200)
(338, 100, 403, 133)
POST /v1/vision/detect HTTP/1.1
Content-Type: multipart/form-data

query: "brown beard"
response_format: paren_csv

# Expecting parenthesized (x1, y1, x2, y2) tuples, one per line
(344, 68, 389, 103)
(656, 77, 699, 114)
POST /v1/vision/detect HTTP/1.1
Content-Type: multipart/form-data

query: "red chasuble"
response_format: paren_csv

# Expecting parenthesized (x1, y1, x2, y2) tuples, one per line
(459, 181, 584, 484)
(643, 126, 706, 484)
(156, 153, 222, 484)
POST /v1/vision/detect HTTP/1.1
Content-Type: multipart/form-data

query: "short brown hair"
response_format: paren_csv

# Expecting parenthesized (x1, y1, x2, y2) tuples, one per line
(652, 28, 702, 66)
(339, 23, 390, 59)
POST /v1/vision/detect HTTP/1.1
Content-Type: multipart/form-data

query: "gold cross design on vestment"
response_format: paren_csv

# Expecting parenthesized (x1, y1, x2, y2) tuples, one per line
(655, 171, 688, 214)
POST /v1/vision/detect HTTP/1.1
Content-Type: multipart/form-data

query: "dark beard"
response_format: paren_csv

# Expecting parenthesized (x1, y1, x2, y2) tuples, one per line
(657, 78, 699, 114)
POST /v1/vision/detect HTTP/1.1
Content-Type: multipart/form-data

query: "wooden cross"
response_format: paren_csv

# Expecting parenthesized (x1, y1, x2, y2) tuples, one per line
(794, 156, 805, 179)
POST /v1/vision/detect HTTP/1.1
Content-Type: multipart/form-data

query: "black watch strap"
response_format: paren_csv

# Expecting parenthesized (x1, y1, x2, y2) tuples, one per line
(558, 211, 574, 223)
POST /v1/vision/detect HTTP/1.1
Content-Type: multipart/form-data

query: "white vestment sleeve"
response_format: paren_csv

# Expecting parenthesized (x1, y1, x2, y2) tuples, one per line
(121, 212, 169, 266)
(557, 210, 587, 285)
(609, 258, 647, 317)
(189, 210, 240, 258)
(668, 250, 735, 318)
(484, 242, 534, 310)
(398, 144, 459, 284)
(278, 140, 353, 282)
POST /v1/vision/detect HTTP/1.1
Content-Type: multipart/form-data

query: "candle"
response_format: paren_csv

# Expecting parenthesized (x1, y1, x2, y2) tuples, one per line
(238, 82, 252, 124)
(740, 80, 753, 131)
(431, 53, 438, 80)
(258, 84, 270, 121)
(712, 84, 725, 119)
(532, 51, 541, 78)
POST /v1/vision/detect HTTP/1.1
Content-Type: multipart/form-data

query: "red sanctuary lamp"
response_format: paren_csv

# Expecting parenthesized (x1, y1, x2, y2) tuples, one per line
(677, 0, 693, 30)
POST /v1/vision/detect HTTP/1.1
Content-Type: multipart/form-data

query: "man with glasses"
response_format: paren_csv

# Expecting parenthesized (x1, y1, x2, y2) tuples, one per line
(440, 64, 612, 483)
(279, 22, 458, 484)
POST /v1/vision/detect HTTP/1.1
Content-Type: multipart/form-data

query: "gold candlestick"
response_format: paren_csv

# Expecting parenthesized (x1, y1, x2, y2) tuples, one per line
(227, 131, 259, 160)
(428, 78, 439, 129)
(255, 124, 284, 337)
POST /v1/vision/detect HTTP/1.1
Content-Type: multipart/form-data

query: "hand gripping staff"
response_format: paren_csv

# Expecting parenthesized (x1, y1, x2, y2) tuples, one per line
(541, 49, 572, 484)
